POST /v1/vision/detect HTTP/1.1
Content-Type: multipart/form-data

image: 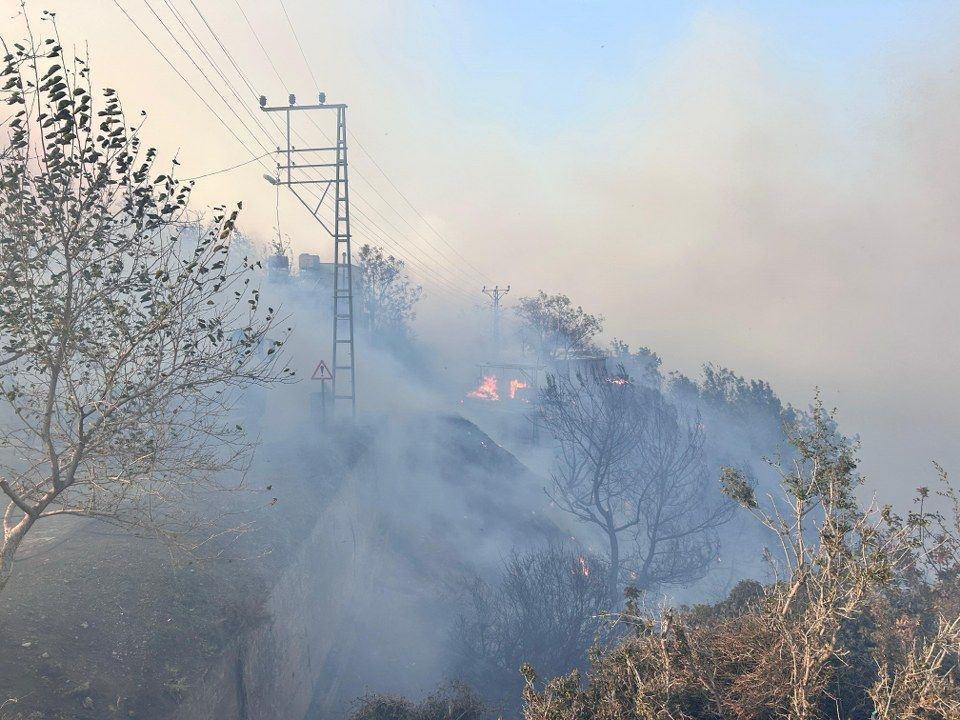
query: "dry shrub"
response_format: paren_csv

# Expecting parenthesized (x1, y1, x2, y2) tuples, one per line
(455, 543, 609, 712)
(869, 615, 960, 719)
(350, 682, 487, 720)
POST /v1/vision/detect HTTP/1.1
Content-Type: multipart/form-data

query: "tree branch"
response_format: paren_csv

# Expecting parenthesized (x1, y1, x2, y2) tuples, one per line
(0, 479, 35, 518)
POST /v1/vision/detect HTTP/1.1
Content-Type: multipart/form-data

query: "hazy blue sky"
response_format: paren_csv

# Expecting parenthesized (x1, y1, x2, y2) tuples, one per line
(4, 1, 960, 505)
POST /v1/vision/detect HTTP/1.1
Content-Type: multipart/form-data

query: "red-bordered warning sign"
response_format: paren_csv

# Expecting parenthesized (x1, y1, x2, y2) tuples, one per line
(311, 360, 333, 380)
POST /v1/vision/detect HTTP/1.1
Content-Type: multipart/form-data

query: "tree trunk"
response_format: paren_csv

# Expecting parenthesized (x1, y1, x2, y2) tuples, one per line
(606, 528, 620, 608)
(0, 513, 35, 596)
(0, 547, 13, 596)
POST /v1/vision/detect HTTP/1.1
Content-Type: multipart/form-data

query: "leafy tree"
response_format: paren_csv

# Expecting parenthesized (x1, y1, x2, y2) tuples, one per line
(610, 339, 663, 386)
(356, 243, 422, 339)
(0, 21, 288, 594)
(515, 291, 603, 363)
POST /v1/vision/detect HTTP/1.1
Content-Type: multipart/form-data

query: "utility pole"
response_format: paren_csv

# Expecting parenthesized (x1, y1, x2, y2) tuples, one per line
(260, 93, 356, 418)
(482, 285, 510, 357)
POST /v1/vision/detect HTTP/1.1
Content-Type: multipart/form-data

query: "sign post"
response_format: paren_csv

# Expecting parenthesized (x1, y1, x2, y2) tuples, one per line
(312, 360, 334, 425)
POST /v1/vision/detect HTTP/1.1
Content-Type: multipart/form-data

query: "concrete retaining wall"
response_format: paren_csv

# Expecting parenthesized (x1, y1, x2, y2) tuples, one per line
(176, 496, 357, 720)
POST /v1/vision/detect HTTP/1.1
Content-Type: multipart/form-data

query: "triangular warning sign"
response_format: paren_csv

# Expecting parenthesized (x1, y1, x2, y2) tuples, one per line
(311, 360, 333, 380)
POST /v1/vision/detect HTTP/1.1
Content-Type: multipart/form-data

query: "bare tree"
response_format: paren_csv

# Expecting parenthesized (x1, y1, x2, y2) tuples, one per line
(0, 22, 289, 594)
(356, 243, 422, 338)
(539, 369, 731, 604)
(515, 291, 603, 363)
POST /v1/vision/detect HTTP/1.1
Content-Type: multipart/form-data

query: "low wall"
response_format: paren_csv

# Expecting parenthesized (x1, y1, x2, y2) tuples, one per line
(176, 494, 358, 720)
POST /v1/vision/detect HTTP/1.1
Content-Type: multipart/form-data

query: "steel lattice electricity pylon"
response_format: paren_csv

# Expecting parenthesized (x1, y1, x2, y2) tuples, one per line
(261, 95, 356, 417)
(482, 285, 510, 357)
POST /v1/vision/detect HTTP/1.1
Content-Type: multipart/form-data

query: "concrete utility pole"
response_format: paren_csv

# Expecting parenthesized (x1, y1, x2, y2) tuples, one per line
(260, 93, 356, 418)
(482, 285, 510, 357)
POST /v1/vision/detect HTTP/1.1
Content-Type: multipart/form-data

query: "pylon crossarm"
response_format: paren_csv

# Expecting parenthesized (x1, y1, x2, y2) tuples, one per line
(261, 102, 347, 112)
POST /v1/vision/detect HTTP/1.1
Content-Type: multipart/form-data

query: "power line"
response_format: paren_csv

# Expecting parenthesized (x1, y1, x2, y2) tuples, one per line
(261, 0, 491, 286)
(251, 0, 491, 288)
(348, 130, 494, 283)
(348, 211, 478, 303)
(231, 0, 286, 88)
(263, 4, 493, 283)
(157, 0, 293, 165)
(298, 112, 489, 288)
(111, 0, 272, 172)
(182, 151, 272, 181)
(118, 0, 338, 238)
(126, 0, 481, 304)
(187, 0, 263, 101)
(277, 0, 319, 91)
(142, 0, 274, 156)
(482, 284, 511, 357)
(195, 0, 479, 293)
(343, 199, 478, 301)
(183, 2, 476, 302)
(263, 99, 358, 416)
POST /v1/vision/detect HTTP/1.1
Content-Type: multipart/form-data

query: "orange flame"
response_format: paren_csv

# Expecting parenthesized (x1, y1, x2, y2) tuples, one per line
(468, 375, 499, 401)
(578, 555, 590, 577)
(509, 379, 528, 399)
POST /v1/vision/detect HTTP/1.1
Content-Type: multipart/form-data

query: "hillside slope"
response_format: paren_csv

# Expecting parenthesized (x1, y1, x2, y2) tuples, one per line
(0, 414, 563, 720)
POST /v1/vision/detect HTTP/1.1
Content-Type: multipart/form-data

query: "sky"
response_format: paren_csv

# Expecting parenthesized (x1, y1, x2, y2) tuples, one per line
(3, 0, 960, 506)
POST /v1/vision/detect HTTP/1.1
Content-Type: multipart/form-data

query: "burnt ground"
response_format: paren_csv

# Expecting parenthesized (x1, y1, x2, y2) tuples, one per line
(0, 519, 267, 719)
(0, 430, 348, 720)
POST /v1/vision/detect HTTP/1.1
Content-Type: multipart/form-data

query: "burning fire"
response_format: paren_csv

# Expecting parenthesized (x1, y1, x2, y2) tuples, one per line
(509, 379, 528, 399)
(467, 376, 530, 401)
(578, 555, 590, 577)
(607, 377, 629, 385)
(467, 375, 499, 401)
